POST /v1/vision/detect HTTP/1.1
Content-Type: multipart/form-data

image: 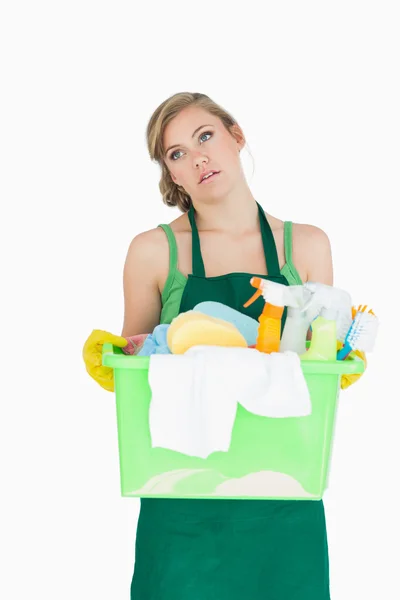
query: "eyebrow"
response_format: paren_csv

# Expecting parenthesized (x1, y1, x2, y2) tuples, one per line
(164, 124, 214, 156)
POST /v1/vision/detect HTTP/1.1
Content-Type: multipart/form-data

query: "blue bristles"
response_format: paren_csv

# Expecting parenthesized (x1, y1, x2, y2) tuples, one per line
(337, 311, 378, 360)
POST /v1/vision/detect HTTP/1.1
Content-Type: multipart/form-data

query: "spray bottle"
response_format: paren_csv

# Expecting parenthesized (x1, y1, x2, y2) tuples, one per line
(300, 282, 353, 361)
(243, 278, 309, 354)
(280, 303, 312, 354)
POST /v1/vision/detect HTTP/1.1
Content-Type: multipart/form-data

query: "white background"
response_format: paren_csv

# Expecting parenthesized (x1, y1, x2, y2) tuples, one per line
(1, 1, 399, 598)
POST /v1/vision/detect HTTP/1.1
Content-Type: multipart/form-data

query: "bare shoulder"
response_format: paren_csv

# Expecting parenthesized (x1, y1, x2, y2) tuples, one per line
(123, 226, 170, 290)
(291, 222, 333, 284)
(126, 226, 168, 256)
(124, 214, 190, 295)
(126, 212, 190, 265)
(292, 222, 331, 248)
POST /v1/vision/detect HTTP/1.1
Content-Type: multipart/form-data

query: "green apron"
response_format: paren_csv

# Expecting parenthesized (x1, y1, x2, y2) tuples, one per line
(131, 202, 330, 599)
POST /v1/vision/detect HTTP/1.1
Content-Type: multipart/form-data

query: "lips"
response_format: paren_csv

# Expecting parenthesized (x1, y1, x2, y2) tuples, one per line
(199, 170, 220, 183)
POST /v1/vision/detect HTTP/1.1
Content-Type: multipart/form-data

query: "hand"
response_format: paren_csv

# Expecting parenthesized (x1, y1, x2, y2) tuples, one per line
(336, 340, 367, 390)
(83, 329, 128, 392)
(340, 349, 367, 390)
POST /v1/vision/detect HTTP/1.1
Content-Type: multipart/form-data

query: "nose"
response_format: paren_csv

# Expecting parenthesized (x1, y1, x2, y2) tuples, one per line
(193, 151, 208, 168)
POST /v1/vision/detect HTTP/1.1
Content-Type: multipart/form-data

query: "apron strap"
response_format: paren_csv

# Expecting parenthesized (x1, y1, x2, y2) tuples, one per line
(188, 203, 206, 277)
(257, 202, 281, 277)
(188, 201, 281, 278)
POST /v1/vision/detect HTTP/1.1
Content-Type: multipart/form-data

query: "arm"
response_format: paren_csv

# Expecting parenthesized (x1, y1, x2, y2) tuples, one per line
(302, 225, 333, 286)
(292, 224, 333, 339)
(82, 228, 165, 392)
(121, 229, 165, 338)
(291, 223, 333, 285)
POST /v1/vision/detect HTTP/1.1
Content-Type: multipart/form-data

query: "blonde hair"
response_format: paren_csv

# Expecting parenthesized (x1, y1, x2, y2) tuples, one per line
(146, 92, 249, 213)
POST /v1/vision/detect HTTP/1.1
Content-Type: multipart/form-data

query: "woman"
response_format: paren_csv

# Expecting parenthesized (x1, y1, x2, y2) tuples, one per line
(83, 91, 363, 598)
(124, 92, 332, 599)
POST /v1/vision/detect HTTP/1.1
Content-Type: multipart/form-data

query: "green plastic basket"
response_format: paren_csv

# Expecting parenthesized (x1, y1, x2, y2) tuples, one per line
(102, 343, 364, 501)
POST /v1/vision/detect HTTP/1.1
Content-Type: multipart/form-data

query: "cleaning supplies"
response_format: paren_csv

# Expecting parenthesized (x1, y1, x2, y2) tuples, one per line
(167, 311, 247, 354)
(243, 278, 309, 354)
(300, 312, 338, 361)
(280, 307, 310, 354)
(299, 282, 354, 361)
(167, 311, 209, 347)
(279, 286, 314, 354)
(138, 324, 171, 355)
(300, 283, 352, 361)
(193, 301, 260, 346)
(303, 281, 353, 343)
(337, 307, 379, 360)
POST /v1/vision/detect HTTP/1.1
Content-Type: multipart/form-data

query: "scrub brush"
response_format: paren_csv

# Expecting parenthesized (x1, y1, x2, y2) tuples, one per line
(337, 306, 379, 360)
(352, 304, 375, 318)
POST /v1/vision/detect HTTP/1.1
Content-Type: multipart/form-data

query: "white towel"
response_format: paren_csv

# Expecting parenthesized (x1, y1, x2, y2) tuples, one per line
(148, 346, 311, 459)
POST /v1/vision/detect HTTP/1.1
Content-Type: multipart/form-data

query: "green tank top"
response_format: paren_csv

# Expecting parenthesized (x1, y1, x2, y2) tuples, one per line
(158, 221, 303, 325)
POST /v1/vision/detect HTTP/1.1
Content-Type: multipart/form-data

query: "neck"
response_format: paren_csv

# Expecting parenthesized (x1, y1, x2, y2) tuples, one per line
(191, 181, 262, 235)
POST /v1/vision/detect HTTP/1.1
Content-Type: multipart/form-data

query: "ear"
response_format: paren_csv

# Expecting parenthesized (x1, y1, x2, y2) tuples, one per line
(170, 171, 185, 191)
(170, 171, 181, 187)
(230, 123, 246, 152)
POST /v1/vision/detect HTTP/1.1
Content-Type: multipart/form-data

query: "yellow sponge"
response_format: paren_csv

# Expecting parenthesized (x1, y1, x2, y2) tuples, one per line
(167, 311, 207, 349)
(168, 310, 247, 354)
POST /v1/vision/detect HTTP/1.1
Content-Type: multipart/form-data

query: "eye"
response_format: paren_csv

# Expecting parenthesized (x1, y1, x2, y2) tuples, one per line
(169, 131, 213, 161)
(199, 131, 212, 143)
(170, 149, 182, 161)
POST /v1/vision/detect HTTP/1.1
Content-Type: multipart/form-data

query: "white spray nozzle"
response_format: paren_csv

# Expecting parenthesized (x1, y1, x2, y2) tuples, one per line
(245, 278, 312, 311)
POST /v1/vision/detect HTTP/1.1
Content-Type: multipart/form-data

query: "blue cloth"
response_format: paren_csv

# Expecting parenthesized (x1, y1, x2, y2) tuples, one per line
(138, 324, 171, 356)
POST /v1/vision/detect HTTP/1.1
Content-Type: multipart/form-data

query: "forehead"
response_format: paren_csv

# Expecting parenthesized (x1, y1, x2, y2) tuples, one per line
(163, 106, 219, 145)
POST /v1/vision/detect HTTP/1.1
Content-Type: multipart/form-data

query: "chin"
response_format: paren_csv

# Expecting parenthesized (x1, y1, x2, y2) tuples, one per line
(196, 183, 233, 205)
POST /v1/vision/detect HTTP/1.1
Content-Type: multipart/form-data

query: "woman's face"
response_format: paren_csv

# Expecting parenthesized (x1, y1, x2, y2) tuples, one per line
(163, 106, 245, 201)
